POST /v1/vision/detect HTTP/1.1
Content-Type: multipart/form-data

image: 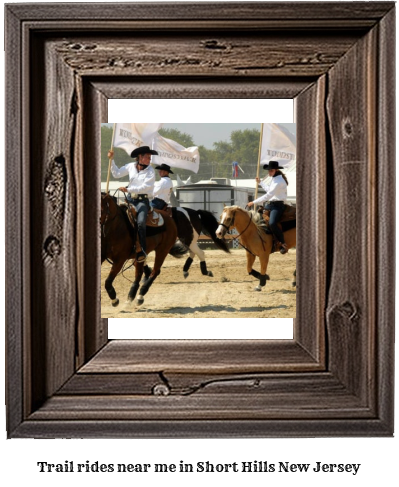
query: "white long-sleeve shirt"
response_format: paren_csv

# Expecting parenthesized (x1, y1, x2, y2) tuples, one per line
(253, 174, 287, 205)
(111, 160, 155, 197)
(153, 176, 173, 204)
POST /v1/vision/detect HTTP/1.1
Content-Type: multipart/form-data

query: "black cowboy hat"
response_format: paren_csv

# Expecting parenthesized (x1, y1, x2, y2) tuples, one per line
(263, 160, 284, 170)
(154, 163, 174, 174)
(130, 145, 159, 158)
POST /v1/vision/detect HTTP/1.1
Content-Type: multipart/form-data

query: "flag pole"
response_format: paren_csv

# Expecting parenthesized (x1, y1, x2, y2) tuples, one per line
(254, 123, 264, 207)
(105, 123, 116, 194)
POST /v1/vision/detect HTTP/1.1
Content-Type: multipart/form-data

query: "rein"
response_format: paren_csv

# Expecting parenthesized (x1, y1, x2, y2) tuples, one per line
(101, 199, 111, 238)
(101, 190, 133, 237)
(222, 209, 257, 256)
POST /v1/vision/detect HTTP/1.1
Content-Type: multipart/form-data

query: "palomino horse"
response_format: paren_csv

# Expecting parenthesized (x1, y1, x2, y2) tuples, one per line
(172, 207, 230, 278)
(101, 193, 186, 306)
(216, 206, 296, 291)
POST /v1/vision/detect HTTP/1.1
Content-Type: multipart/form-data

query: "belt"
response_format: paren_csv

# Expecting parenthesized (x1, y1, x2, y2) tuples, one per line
(130, 193, 148, 200)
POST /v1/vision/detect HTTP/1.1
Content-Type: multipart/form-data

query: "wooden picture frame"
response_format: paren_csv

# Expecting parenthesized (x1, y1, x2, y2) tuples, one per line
(5, 2, 395, 438)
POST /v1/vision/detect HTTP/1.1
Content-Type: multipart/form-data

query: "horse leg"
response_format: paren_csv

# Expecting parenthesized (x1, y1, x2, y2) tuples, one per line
(127, 262, 144, 303)
(292, 269, 296, 287)
(136, 252, 164, 305)
(140, 263, 153, 284)
(144, 264, 152, 279)
(191, 241, 213, 277)
(104, 260, 124, 307)
(183, 251, 195, 279)
(254, 254, 269, 292)
(246, 252, 257, 278)
(246, 252, 270, 283)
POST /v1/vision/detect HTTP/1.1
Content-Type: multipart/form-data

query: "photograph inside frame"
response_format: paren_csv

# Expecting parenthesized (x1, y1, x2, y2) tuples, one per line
(101, 123, 296, 323)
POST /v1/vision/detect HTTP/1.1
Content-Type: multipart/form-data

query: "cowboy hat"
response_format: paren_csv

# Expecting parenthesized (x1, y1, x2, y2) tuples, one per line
(130, 146, 159, 158)
(154, 163, 174, 174)
(263, 160, 284, 170)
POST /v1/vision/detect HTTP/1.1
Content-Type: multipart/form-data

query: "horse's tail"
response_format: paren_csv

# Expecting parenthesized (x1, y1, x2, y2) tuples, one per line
(197, 209, 230, 253)
(168, 241, 189, 258)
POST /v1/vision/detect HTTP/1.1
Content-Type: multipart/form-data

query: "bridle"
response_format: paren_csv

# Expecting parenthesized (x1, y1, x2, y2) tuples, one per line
(219, 208, 262, 256)
(220, 208, 252, 239)
(100, 195, 117, 237)
(100, 198, 111, 225)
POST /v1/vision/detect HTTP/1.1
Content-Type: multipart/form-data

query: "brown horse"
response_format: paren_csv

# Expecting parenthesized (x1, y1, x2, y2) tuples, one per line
(101, 193, 186, 306)
(215, 206, 296, 291)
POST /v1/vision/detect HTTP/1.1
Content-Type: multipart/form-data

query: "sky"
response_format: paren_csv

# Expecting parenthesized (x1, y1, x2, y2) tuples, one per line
(103, 123, 296, 149)
(163, 123, 296, 148)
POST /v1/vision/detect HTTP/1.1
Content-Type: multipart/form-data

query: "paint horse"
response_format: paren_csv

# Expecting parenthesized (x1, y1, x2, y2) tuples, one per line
(101, 193, 186, 306)
(172, 207, 230, 278)
(216, 206, 296, 291)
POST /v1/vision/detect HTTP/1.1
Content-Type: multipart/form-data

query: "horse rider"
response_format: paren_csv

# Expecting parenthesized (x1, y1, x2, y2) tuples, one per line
(108, 146, 157, 263)
(151, 163, 174, 211)
(247, 160, 289, 254)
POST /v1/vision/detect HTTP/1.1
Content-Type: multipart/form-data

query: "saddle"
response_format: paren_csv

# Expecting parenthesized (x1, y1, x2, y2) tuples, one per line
(146, 209, 165, 228)
(126, 205, 169, 228)
(261, 205, 296, 254)
(126, 206, 172, 228)
(262, 204, 296, 226)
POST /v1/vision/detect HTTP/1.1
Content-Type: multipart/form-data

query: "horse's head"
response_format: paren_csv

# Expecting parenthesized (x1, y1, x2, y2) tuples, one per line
(100, 192, 118, 225)
(216, 206, 237, 239)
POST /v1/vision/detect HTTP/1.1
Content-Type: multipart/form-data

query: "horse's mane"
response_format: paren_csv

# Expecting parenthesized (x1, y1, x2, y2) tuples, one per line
(227, 205, 266, 233)
(101, 192, 117, 204)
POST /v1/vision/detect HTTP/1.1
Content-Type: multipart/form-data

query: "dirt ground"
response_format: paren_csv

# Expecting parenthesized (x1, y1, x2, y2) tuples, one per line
(101, 248, 296, 319)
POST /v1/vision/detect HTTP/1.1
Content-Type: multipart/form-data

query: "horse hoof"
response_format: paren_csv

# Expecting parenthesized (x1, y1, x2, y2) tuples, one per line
(112, 298, 119, 307)
(183, 271, 189, 279)
(137, 296, 144, 306)
(254, 286, 262, 292)
(266, 274, 270, 280)
(207, 271, 214, 277)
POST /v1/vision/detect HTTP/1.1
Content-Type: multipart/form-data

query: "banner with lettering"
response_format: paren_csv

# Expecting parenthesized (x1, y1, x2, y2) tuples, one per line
(113, 123, 163, 155)
(260, 123, 296, 170)
(152, 134, 200, 173)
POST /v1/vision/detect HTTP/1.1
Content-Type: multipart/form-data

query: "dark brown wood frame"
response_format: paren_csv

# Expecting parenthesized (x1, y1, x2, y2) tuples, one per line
(5, 2, 395, 438)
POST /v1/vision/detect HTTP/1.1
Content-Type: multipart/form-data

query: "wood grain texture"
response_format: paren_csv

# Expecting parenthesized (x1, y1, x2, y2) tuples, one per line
(79, 78, 109, 363)
(91, 79, 312, 100)
(5, 5, 25, 436)
(29, 36, 78, 410)
(325, 24, 377, 403)
(6, 2, 394, 22)
(53, 33, 360, 78)
(79, 340, 321, 374)
(295, 75, 327, 363)
(5, 2, 395, 438)
(375, 6, 396, 429)
(13, 418, 391, 439)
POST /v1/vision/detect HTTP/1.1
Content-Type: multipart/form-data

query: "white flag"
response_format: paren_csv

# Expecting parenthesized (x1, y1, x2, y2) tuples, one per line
(152, 134, 200, 173)
(260, 123, 296, 170)
(113, 123, 163, 155)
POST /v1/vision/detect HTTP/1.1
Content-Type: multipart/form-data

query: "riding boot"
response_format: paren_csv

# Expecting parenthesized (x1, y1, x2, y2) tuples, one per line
(136, 229, 147, 262)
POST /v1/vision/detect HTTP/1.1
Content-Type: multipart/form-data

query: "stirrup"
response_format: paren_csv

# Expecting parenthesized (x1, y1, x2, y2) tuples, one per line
(280, 244, 288, 254)
(136, 250, 147, 263)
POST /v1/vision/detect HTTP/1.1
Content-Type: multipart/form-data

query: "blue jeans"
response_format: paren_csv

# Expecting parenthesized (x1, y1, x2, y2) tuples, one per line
(265, 201, 285, 244)
(128, 197, 149, 253)
(150, 197, 167, 210)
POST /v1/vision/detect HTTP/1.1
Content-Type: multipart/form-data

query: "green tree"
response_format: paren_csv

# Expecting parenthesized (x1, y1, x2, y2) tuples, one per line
(158, 128, 195, 148)
(228, 129, 260, 178)
(101, 125, 262, 185)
